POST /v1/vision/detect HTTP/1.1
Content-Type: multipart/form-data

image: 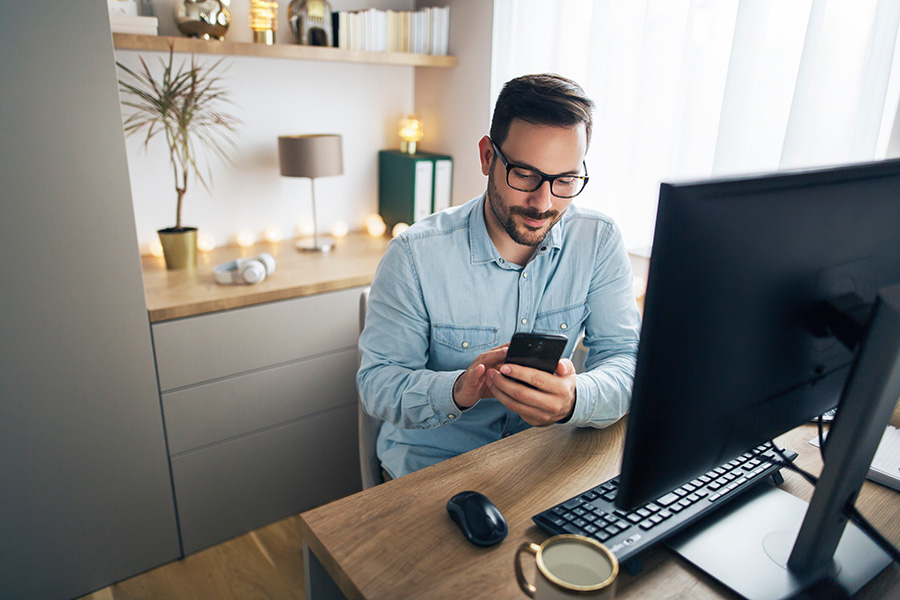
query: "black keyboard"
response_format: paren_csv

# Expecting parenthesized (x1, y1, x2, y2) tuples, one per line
(532, 442, 797, 564)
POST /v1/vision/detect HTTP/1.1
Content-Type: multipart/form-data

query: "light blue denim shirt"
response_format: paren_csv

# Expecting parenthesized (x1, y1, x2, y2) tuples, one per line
(357, 194, 641, 478)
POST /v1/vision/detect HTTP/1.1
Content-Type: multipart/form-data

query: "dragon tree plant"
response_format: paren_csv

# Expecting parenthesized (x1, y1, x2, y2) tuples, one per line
(116, 47, 241, 231)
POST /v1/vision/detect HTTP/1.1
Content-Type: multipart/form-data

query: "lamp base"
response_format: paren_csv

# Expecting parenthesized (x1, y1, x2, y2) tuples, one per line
(253, 29, 275, 45)
(296, 237, 334, 253)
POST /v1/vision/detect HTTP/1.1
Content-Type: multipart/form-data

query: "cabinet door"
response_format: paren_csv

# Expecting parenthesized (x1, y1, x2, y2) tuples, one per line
(171, 405, 359, 554)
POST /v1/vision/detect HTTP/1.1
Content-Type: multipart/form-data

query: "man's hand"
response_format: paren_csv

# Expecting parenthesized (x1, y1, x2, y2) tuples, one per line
(452, 345, 510, 409)
(486, 358, 577, 426)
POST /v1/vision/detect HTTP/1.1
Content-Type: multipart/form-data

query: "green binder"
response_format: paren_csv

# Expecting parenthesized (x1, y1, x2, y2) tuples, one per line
(378, 150, 453, 229)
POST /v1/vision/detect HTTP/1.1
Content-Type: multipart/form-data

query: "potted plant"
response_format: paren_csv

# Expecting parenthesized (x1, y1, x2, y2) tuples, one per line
(117, 47, 240, 268)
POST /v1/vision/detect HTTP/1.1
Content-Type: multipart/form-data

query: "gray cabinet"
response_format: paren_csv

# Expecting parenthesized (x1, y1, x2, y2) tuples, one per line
(153, 287, 364, 554)
(0, 4, 181, 598)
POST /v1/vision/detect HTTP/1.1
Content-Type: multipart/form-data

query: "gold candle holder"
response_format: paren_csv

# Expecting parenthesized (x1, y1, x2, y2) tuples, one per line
(250, 0, 278, 45)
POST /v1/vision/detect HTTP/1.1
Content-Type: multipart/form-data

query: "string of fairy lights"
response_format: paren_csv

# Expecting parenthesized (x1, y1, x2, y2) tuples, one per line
(145, 213, 409, 257)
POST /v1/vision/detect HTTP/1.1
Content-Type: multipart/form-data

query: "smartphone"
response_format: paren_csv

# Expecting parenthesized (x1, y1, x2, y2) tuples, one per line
(506, 332, 568, 374)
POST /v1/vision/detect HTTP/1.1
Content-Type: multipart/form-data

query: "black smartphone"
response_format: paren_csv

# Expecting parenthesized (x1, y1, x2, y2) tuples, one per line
(505, 332, 568, 374)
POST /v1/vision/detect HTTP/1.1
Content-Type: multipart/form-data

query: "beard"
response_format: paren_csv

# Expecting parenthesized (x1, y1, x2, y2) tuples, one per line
(486, 173, 563, 247)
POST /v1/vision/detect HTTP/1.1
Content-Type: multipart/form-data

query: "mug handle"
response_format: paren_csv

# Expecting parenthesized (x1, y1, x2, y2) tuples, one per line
(515, 542, 541, 598)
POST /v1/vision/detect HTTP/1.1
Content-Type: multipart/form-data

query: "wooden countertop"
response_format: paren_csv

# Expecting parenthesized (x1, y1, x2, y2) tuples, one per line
(141, 232, 390, 322)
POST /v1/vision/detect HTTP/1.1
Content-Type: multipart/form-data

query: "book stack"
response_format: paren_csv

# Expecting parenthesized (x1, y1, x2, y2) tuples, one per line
(109, 15, 159, 35)
(336, 6, 450, 55)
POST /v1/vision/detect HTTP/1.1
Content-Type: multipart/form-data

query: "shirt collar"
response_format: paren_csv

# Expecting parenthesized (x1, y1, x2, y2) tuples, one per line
(468, 193, 564, 266)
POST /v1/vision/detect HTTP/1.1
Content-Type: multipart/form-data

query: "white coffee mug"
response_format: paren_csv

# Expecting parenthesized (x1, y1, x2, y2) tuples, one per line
(515, 535, 618, 599)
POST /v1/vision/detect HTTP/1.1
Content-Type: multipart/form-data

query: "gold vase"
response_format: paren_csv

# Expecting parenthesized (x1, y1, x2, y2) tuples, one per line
(174, 0, 231, 41)
(158, 227, 198, 269)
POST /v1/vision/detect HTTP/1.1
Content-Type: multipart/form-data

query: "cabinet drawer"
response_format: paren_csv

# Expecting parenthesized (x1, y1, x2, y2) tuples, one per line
(153, 287, 362, 391)
(163, 349, 358, 455)
(170, 405, 359, 555)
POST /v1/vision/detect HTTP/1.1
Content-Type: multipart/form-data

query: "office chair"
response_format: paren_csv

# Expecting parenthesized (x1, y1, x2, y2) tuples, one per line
(571, 335, 587, 373)
(358, 287, 385, 489)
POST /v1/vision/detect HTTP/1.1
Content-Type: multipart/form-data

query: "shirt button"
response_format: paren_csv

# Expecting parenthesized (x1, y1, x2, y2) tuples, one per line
(521, 318, 527, 325)
(462, 341, 469, 348)
(560, 323, 568, 330)
(523, 272, 528, 278)
(448, 414, 456, 419)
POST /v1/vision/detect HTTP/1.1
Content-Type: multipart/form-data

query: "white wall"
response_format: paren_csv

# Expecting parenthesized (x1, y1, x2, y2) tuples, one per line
(415, 0, 494, 206)
(122, 0, 419, 252)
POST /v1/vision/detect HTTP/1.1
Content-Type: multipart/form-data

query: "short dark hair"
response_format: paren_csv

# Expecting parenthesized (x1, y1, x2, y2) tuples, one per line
(489, 74, 595, 148)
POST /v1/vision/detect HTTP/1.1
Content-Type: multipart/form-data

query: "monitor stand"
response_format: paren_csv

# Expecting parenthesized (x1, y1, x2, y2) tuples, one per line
(667, 483, 890, 599)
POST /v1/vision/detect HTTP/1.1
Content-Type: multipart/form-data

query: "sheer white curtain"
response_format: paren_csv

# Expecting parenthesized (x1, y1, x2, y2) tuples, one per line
(492, 0, 900, 250)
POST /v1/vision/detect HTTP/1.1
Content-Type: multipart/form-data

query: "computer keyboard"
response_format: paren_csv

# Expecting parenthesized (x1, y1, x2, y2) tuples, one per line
(532, 441, 798, 564)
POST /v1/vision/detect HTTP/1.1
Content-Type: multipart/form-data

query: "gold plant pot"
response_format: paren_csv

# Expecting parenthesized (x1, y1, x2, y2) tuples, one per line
(158, 227, 198, 269)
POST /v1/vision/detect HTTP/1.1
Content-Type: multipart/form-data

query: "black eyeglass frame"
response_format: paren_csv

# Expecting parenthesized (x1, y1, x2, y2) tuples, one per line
(490, 140, 589, 198)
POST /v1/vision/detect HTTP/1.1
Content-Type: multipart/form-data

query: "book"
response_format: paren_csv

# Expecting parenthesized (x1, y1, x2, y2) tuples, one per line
(108, 0, 138, 17)
(109, 14, 158, 35)
(810, 424, 900, 492)
(378, 150, 453, 229)
(869, 425, 900, 490)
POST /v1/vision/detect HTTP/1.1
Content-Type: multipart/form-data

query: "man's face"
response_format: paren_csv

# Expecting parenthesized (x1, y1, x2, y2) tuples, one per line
(483, 119, 587, 248)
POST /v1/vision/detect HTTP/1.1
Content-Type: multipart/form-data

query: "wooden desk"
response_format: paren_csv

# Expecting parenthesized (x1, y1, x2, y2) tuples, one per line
(299, 420, 900, 599)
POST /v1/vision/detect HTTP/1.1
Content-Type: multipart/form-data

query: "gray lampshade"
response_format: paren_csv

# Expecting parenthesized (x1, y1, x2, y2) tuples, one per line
(278, 134, 343, 178)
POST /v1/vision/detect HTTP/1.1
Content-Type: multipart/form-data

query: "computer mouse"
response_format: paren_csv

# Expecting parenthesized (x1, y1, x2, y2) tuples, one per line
(446, 490, 508, 546)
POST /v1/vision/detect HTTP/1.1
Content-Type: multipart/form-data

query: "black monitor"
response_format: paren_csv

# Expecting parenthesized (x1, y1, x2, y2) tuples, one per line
(616, 158, 900, 597)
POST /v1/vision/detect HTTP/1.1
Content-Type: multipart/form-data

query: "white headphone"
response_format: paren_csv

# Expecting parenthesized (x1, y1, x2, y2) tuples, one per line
(214, 253, 276, 285)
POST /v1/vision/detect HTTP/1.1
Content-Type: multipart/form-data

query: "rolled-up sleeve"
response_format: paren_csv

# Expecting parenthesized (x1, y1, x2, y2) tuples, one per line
(566, 223, 641, 428)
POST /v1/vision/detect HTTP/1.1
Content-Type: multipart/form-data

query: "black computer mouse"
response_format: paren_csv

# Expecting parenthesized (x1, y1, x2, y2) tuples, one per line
(446, 490, 508, 546)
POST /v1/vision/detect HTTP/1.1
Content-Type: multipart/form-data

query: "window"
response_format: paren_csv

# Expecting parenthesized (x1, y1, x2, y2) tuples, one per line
(492, 0, 900, 249)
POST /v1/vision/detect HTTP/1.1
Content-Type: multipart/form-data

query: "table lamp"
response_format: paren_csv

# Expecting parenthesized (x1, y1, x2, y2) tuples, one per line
(278, 134, 343, 252)
(398, 114, 423, 154)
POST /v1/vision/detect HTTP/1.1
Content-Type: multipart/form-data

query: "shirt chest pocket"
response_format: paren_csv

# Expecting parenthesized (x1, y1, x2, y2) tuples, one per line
(534, 303, 590, 336)
(432, 324, 499, 352)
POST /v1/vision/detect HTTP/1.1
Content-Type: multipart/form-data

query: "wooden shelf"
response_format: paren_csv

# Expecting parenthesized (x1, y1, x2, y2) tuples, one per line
(113, 33, 456, 67)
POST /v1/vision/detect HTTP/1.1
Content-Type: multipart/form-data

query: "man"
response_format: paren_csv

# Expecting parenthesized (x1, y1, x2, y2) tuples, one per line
(358, 74, 641, 479)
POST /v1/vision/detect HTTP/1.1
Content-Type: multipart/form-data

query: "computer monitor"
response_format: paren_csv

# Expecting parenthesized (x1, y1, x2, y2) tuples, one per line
(615, 158, 900, 598)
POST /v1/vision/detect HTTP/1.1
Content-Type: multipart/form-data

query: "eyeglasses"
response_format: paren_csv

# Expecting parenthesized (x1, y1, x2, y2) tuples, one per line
(491, 141, 589, 198)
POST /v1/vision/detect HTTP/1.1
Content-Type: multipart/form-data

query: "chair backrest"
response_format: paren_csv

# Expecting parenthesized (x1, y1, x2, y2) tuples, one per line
(358, 287, 385, 489)
(571, 334, 587, 373)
